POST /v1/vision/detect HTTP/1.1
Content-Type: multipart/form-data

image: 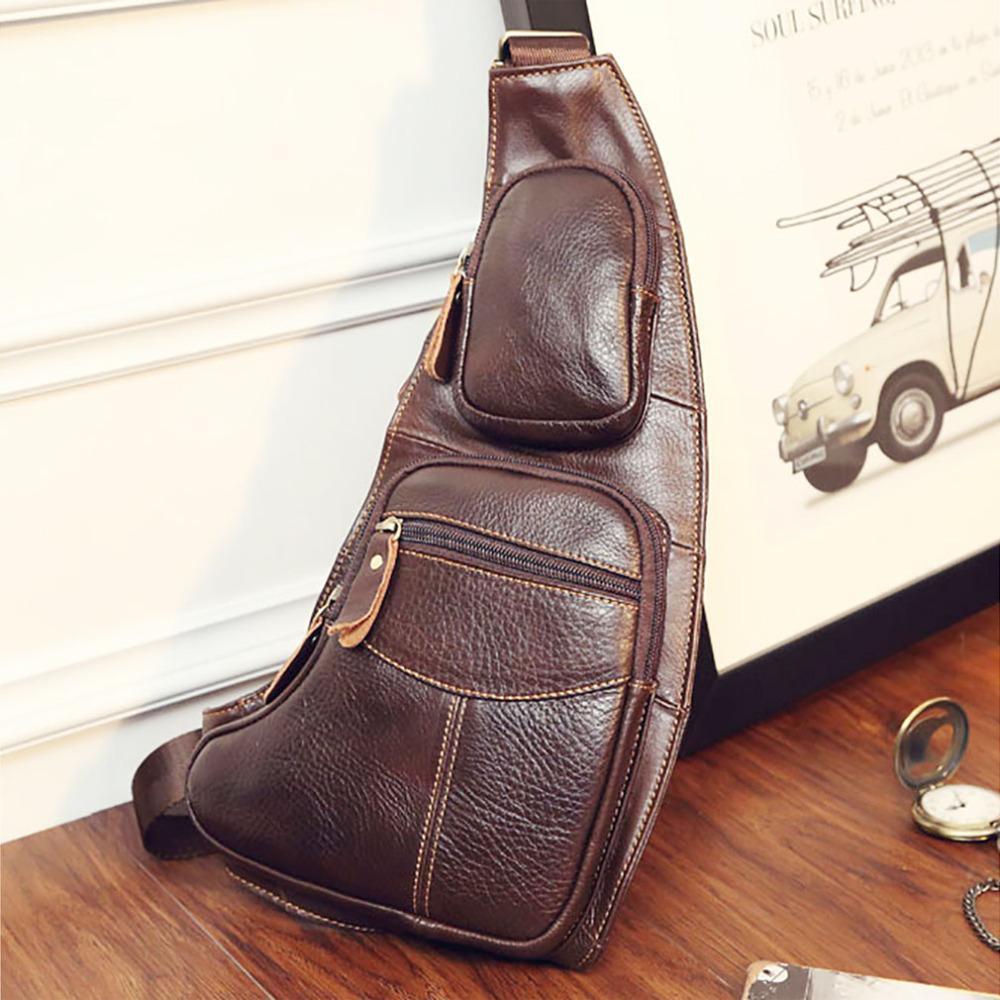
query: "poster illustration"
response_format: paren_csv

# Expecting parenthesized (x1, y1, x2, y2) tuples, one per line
(774, 140, 998, 491)
(589, 0, 1000, 670)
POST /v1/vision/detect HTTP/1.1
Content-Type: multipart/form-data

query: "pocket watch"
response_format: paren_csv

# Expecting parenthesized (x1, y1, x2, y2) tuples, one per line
(893, 697, 1000, 842)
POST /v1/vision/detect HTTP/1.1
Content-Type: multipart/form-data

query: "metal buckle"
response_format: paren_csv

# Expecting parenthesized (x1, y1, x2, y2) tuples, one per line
(497, 30, 591, 64)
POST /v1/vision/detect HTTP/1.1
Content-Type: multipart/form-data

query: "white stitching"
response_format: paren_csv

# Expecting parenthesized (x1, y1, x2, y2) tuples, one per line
(363, 642, 629, 703)
(411, 698, 459, 913)
(227, 869, 376, 933)
(204, 690, 264, 720)
(579, 706, 684, 966)
(422, 699, 467, 916)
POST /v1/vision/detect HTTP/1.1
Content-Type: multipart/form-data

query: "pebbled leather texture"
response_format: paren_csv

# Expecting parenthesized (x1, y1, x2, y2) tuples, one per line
(183, 38, 706, 969)
(457, 160, 657, 446)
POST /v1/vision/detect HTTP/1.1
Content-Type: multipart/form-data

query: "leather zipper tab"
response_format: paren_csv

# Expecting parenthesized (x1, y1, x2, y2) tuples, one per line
(327, 517, 401, 648)
(422, 248, 468, 382)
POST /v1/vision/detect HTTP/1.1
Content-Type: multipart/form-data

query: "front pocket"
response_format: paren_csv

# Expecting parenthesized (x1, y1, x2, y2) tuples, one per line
(321, 458, 667, 938)
(190, 458, 669, 946)
(362, 514, 641, 699)
(454, 160, 659, 448)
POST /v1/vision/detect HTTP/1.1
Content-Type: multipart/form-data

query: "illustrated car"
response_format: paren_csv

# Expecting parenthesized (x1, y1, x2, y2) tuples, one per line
(773, 221, 999, 492)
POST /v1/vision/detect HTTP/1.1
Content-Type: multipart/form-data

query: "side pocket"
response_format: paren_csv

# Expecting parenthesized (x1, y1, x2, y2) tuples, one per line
(454, 160, 659, 448)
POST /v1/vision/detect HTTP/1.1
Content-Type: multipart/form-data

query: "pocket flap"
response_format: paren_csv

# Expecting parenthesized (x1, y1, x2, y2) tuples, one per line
(455, 160, 659, 448)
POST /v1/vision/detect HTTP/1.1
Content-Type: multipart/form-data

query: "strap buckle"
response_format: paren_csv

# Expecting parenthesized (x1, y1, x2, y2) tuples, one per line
(497, 30, 592, 64)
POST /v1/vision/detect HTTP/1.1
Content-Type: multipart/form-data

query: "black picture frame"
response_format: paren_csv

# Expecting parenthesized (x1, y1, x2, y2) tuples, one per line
(499, 0, 1000, 753)
(499, 0, 595, 45)
(682, 545, 999, 753)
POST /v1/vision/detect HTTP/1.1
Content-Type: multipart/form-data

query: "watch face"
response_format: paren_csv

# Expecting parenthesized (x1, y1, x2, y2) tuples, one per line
(918, 783, 1000, 834)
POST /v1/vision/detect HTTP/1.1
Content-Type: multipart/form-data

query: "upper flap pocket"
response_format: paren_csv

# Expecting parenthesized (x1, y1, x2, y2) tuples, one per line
(455, 160, 659, 448)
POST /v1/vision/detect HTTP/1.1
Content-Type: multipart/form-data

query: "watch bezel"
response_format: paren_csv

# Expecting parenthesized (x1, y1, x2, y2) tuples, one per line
(893, 697, 969, 791)
(912, 786, 1000, 842)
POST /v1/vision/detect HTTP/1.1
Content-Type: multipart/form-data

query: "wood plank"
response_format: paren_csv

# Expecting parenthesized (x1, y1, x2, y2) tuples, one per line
(4, 606, 998, 999)
(1, 809, 269, 999)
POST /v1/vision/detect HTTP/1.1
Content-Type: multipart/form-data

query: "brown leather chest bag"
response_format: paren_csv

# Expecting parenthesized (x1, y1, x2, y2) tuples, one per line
(133, 32, 706, 969)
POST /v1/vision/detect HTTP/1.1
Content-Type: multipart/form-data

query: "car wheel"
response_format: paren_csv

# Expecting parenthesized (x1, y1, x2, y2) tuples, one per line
(876, 371, 945, 463)
(803, 442, 867, 492)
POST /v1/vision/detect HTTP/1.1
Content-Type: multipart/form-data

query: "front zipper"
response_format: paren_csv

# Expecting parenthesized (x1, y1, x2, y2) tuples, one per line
(315, 454, 671, 684)
(600, 163, 659, 290)
(322, 511, 643, 646)
(419, 455, 671, 686)
(398, 517, 641, 601)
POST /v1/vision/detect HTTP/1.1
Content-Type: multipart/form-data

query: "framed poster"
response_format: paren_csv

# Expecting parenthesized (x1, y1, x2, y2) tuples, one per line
(524, 1, 999, 739)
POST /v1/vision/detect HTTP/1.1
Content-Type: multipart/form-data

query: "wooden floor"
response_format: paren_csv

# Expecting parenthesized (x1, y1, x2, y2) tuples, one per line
(3, 607, 998, 999)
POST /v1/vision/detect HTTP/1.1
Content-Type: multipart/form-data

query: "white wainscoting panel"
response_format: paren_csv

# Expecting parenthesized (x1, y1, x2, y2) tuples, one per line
(1, 308, 430, 839)
(1, 678, 260, 843)
(0, 0, 501, 350)
(0, 229, 468, 403)
(1, 0, 502, 842)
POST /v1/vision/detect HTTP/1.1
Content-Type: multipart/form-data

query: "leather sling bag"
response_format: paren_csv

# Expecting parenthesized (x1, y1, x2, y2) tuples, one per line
(132, 31, 706, 969)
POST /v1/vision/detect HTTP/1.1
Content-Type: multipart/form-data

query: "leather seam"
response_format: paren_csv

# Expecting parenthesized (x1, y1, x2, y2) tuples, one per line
(422, 271, 462, 380)
(669, 540, 701, 554)
(576, 488, 696, 963)
(227, 869, 377, 933)
(597, 61, 700, 408)
(422, 699, 467, 917)
(362, 642, 629, 703)
(390, 431, 460, 456)
(579, 706, 684, 965)
(556, 687, 653, 952)
(412, 698, 459, 914)
(203, 690, 265, 721)
(654, 694, 685, 711)
(487, 58, 702, 417)
(315, 371, 421, 611)
(402, 549, 639, 610)
(383, 509, 640, 578)
(649, 390, 699, 413)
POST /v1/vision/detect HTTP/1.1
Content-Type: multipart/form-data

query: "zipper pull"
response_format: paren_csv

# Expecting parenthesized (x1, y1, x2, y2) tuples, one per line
(327, 516, 402, 648)
(263, 592, 336, 701)
(422, 247, 469, 382)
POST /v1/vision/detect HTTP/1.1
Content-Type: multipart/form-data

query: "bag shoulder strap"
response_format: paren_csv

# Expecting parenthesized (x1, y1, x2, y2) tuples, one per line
(499, 30, 591, 66)
(131, 686, 268, 858)
(131, 729, 207, 858)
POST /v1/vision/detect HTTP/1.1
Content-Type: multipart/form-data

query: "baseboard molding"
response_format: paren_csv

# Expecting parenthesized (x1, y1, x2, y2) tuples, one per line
(0, 579, 317, 840)
(0, 674, 261, 842)
(0, 581, 323, 753)
(0, 0, 222, 27)
(0, 224, 472, 403)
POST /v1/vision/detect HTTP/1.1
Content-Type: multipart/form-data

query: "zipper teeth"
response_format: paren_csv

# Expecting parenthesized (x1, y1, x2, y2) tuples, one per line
(400, 519, 641, 601)
(464, 454, 670, 685)
(634, 500, 668, 684)
(605, 164, 658, 288)
(316, 453, 671, 681)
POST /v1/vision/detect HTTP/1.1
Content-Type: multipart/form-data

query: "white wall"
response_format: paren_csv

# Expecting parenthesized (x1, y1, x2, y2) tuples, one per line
(0, 0, 504, 841)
